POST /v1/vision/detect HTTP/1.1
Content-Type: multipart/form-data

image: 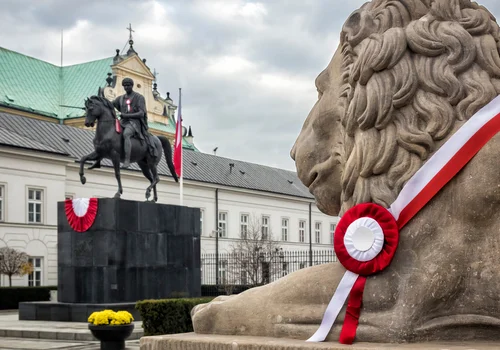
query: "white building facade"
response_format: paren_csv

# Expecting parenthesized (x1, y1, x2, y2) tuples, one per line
(0, 40, 338, 288)
(0, 127, 338, 287)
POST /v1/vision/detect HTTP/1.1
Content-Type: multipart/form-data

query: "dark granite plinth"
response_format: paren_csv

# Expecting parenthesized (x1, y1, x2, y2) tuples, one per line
(56, 198, 200, 304)
(18, 301, 141, 322)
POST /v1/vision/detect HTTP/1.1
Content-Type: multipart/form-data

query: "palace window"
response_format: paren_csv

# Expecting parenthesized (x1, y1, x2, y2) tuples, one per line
(241, 262, 248, 285)
(282, 262, 289, 277)
(218, 211, 227, 237)
(200, 258, 204, 284)
(315, 222, 322, 244)
(330, 223, 336, 245)
(28, 188, 43, 224)
(0, 185, 4, 222)
(299, 220, 306, 243)
(200, 209, 204, 236)
(281, 218, 289, 241)
(261, 215, 270, 240)
(218, 260, 227, 284)
(240, 214, 249, 238)
(28, 257, 43, 286)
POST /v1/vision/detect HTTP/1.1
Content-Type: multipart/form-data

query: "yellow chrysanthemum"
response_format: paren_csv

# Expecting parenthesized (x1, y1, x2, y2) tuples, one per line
(87, 309, 134, 326)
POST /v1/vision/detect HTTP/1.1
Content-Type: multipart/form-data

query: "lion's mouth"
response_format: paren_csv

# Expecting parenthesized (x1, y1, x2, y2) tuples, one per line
(304, 169, 319, 189)
(416, 314, 500, 333)
(305, 155, 341, 190)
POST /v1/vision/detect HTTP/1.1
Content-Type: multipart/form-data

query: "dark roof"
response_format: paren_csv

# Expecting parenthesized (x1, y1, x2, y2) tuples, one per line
(0, 112, 313, 199)
(0, 126, 68, 155)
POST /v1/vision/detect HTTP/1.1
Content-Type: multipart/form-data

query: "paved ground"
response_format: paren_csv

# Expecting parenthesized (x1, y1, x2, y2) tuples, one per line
(0, 337, 140, 349)
(0, 310, 142, 349)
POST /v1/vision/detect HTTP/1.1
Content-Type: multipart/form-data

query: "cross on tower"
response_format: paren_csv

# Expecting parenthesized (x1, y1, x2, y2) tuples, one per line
(153, 68, 159, 82)
(126, 23, 134, 41)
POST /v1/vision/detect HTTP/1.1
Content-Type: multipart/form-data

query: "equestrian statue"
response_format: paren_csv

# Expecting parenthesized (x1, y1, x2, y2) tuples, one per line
(79, 78, 178, 202)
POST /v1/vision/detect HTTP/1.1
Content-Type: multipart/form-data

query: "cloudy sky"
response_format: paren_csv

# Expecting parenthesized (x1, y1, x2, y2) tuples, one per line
(1, 0, 500, 171)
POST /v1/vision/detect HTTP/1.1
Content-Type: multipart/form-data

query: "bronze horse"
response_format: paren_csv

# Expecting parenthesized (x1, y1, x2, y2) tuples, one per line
(79, 91, 178, 201)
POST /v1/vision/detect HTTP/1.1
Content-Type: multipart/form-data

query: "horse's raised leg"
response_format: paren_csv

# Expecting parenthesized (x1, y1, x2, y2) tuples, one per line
(150, 165, 160, 202)
(79, 151, 100, 185)
(137, 161, 154, 201)
(111, 153, 123, 198)
(88, 159, 102, 170)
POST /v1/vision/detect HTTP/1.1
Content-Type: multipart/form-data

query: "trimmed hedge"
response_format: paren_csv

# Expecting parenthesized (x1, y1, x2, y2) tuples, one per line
(201, 284, 254, 297)
(136, 297, 213, 336)
(0, 286, 57, 310)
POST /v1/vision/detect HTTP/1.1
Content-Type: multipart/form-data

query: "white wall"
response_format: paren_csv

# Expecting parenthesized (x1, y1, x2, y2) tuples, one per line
(0, 149, 68, 286)
(0, 148, 338, 287)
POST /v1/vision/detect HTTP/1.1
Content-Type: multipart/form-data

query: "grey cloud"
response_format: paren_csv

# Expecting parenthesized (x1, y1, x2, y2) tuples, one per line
(3, 0, 500, 172)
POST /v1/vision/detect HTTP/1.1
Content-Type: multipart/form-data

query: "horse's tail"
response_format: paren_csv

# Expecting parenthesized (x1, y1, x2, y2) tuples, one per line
(158, 136, 179, 182)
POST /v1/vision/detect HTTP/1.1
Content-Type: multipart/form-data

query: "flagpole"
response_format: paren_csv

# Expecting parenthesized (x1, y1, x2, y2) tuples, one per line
(179, 88, 183, 207)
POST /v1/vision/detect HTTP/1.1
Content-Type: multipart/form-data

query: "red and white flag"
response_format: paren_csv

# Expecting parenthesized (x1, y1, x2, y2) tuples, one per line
(173, 88, 182, 177)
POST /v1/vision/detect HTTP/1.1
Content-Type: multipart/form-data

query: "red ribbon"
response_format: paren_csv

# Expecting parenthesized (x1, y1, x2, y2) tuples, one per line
(339, 276, 366, 344)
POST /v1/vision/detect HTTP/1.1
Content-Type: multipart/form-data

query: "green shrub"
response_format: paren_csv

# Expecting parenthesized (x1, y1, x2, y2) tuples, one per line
(201, 284, 254, 297)
(0, 286, 57, 310)
(136, 297, 213, 336)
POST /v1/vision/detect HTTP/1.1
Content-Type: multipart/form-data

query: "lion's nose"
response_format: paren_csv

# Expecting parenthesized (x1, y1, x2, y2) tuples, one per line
(290, 142, 297, 161)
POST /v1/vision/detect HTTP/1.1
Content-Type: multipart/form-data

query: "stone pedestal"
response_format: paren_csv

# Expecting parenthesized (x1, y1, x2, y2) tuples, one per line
(19, 198, 201, 322)
(139, 333, 500, 350)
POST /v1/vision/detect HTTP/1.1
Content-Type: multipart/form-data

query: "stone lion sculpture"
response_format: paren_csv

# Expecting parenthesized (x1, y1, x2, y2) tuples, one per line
(192, 0, 500, 343)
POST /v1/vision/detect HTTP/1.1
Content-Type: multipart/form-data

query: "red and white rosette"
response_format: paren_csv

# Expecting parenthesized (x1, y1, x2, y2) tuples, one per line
(307, 203, 399, 344)
(307, 94, 500, 344)
(65, 198, 98, 232)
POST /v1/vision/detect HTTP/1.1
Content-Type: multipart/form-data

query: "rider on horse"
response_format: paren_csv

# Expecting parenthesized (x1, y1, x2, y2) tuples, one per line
(113, 77, 156, 167)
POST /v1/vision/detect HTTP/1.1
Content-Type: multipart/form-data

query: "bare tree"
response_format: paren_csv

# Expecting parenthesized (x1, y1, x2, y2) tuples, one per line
(0, 247, 33, 287)
(226, 214, 284, 288)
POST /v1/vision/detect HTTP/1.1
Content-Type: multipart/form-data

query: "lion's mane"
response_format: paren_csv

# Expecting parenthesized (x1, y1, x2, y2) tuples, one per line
(337, 0, 500, 214)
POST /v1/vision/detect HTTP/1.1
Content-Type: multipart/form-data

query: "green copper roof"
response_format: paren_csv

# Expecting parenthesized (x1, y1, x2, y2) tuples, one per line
(0, 47, 60, 118)
(0, 46, 198, 151)
(60, 57, 114, 118)
(0, 47, 112, 119)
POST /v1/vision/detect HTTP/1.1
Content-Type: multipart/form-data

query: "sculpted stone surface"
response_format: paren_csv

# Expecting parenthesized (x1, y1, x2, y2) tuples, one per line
(192, 0, 500, 343)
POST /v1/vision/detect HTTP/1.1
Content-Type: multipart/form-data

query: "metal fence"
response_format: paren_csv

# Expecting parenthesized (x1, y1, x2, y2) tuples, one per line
(201, 250, 337, 287)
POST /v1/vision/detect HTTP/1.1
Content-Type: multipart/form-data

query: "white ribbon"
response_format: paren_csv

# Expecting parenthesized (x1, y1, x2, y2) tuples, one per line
(306, 270, 359, 342)
(72, 198, 90, 217)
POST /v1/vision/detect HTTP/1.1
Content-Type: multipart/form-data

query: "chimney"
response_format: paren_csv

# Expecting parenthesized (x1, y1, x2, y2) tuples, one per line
(186, 126, 194, 145)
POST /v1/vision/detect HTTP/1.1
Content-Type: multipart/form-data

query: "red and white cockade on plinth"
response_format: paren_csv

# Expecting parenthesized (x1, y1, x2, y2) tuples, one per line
(308, 94, 500, 344)
(65, 198, 98, 232)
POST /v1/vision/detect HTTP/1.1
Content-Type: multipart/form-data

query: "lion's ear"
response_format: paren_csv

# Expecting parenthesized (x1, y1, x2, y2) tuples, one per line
(342, 1, 430, 47)
(342, 10, 376, 47)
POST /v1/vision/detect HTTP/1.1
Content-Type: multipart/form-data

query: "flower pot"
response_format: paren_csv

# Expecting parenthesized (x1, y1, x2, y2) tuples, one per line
(88, 323, 134, 350)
